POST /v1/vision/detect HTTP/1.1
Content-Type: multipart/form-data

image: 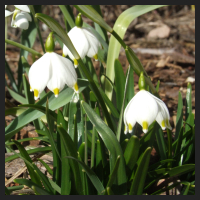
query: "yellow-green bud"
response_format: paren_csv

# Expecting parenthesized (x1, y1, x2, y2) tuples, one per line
(75, 13, 83, 28)
(139, 71, 146, 90)
(45, 32, 55, 52)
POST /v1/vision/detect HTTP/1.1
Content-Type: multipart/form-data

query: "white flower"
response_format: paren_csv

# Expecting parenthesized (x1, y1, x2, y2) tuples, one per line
(29, 52, 79, 100)
(63, 26, 102, 67)
(124, 90, 172, 134)
(5, 5, 31, 30)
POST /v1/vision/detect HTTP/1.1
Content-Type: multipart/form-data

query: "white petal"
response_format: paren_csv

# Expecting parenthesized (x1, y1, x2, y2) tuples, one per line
(82, 27, 101, 58)
(21, 12, 32, 22)
(5, 10, 13, 17)
(50, 53, 77, 90)
(29, 53, 51, 97)
(13, 13, 29, 30)
(148, 93, 172, 130)
(14, 5, 30, 13)
(65, 27, 90, 60)
(125, 90, 159, 132)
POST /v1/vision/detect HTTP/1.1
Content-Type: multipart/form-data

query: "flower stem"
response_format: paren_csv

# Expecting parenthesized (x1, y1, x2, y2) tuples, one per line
(167, 129, 172, 168)
(29, 5, 46, 53)
(5, 39, 42, 57)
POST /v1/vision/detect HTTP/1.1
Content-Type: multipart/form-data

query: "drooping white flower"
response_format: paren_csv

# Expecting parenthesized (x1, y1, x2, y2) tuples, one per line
(29, 52, 79, 100)
(63, 25, 102, 67)
(124, 90, 172, 134)
(5, 5, 31, 30)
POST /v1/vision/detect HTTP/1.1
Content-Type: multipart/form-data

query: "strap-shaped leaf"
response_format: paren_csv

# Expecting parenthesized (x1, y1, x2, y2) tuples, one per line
(105, 5, 165, 101)
(81, 101, 127, 194)
(5, 79, 88, 141)
(74, 5, 113, 33)
(66, 156, 105, 195)
(129, 147, 151, 195)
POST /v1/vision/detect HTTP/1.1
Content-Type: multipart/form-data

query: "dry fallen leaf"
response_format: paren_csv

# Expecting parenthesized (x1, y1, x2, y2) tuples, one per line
(147, 24, 170, 39)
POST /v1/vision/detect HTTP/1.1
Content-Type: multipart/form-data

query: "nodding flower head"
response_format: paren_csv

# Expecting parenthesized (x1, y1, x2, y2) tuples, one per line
(5, 5, 31, 30)
(29, 32, 79, 100)
(124, 72, 172, 134)
(62, 13, 102, 67)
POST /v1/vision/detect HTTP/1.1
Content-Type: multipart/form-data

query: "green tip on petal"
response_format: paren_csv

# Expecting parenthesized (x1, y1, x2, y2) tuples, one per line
(139, 71, 146, 91)
(75, 13, 83, 28)
(45, 32, 55, 52)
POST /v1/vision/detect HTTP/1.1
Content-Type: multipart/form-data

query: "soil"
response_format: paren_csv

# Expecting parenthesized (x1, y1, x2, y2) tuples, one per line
(5, 5, 195, 194)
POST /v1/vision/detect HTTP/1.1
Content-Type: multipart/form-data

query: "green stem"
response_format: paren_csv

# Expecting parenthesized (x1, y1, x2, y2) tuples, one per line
(29, 5, 45, 53)
(116, 66, 130, 141)
(59, 5, 75, 28)
(91, 125, 96, 168)
(112, 30, 126, 49)
(84, 114, 88, 166)
(167, 129, 172, 168)
(5, 39, 42, 57)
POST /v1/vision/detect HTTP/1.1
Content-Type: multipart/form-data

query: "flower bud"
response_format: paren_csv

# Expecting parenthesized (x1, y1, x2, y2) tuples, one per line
(45, 32, 55, 52)
(139, 71, 146, 90)
(75, 13, 83, 28)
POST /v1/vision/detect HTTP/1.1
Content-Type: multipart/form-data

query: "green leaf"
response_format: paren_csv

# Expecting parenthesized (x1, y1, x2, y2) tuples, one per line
(32, 163, 54, 194)
(126, 67, 134, 106)
(174, 127, 184, 157)
(21, 56, 31, 75)
(105, 155, 121, 192)
(105, 5, 165, 101)
(125, 46, 159, 97)
(7, 185, 24, 193)
(114, 59, 125, 111)
(167, 164, 195, 177)
(74, 5, 112, 33)
(175, 91, 183, 140)
(6, 87, 26, 104)
(11, 140, 42, 187)
(155, 124, 167, 160)
(5, 146, 51, 163)
(138, 122, 156, 159)
(67, 156, 105, 195)
(56, 110, 70, 195)
(57, 125, 84, 195)
(81, 101, 127, 194)
(91, 5, 109, 44)
(59, 5, 75, 29)
(20, 12, 38, 58)
(116, 66, 131, 141)
(5, 59, 18, 92)
(148, 159, 175, 171)
(5, 80, 88, 141)
(124, 135, 140, 176)
(5, 186, 10, 195)
(95, 82, 119, 118)
(14, 179, 52, 195)
(5, 39, 42, 57)
(156, 80, 160, 92)
(129, 147, 151, 195)
(68, 101, 77, 140)
(6, 137, 48, 146)
(37, 158, 53, 175)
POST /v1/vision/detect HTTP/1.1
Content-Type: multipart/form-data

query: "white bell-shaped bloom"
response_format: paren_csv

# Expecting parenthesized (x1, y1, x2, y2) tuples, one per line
(29, 52, 78, 100)
(63, 26, 102, 67)
(124, 90, 172, 134)
(5, 5, 31, 30)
